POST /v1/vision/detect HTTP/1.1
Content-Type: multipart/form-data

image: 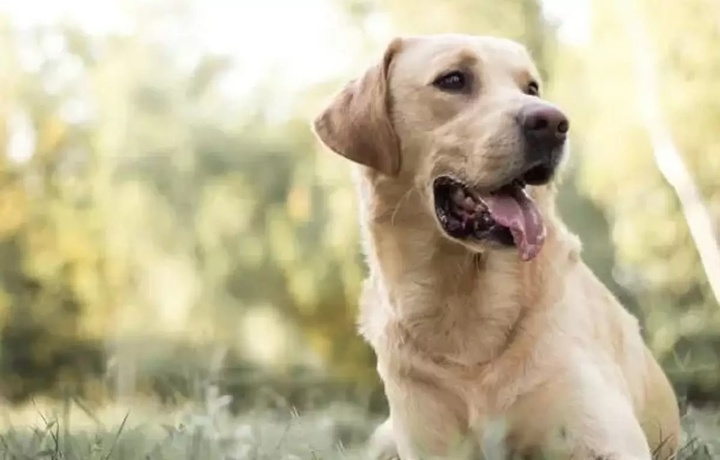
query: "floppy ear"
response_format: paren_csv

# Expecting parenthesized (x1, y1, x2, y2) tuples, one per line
(312, 38, 403, 176)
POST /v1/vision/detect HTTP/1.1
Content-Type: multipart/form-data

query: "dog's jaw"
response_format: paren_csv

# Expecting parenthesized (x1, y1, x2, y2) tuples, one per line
(356, 167, 578, 367)
(430, 176, 549, 261)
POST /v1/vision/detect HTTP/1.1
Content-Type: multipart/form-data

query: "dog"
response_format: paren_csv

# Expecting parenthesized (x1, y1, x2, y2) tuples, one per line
(311, 34, 681, 460)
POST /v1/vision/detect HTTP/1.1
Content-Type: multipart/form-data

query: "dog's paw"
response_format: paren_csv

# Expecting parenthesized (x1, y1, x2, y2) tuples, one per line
(367, 418, 398, 460)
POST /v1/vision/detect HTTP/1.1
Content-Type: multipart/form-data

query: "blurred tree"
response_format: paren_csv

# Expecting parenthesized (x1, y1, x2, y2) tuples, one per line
(617, 0, 720, 305)
(0, 4, 378, 403)
(0, 22, 108, 402)
(343, 0, 556, 79)
(7, 0, 714, 410)
(552, 0, 720, 401)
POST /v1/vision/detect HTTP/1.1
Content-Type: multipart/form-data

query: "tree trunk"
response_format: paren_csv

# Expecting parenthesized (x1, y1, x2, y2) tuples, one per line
(614, 0, 720, 305)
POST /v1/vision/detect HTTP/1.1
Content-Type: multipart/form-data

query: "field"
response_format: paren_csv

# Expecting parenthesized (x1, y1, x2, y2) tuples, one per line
(0, 392, 718, 459)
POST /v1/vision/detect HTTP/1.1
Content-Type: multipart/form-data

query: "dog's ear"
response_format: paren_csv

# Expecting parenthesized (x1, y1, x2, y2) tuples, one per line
(312, 38, 403, 176)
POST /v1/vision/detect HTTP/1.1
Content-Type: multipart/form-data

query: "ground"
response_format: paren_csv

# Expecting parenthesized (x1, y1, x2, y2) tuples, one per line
(0, 395, 717, 459)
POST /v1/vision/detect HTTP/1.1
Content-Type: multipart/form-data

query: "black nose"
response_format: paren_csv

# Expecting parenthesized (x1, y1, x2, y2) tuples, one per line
(518, 102, 569, 148)
(516, 102, 569, 185)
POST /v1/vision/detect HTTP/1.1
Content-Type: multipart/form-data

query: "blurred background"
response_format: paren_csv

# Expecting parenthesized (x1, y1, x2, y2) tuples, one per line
(0, 0, 719, 456)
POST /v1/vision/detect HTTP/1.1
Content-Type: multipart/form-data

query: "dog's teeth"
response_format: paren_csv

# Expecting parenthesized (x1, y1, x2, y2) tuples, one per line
(452, 189, 465, 205)
(462, 196, 476, 211)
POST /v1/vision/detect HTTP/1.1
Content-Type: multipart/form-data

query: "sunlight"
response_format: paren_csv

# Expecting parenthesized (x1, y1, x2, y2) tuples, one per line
(542, 0, 590, 45)
(2, 0, 590, 94)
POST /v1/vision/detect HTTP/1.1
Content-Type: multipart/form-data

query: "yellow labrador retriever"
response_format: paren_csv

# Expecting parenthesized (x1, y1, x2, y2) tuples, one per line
(312, 34, 680, 460)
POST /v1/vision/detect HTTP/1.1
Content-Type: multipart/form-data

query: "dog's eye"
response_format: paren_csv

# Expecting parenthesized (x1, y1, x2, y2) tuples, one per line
(526, 81, 540, 97)
(432, 71, 468, 92)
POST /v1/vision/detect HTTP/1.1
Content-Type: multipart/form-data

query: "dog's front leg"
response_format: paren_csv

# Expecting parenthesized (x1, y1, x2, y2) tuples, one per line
(368, 418, 399, 460)
(380, 374, 476, 460)
(532, 367, 654, 460)
(562, 396, 653, 460)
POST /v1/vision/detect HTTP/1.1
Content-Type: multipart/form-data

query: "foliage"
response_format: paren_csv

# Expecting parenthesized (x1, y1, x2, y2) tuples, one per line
(0, 0, 718, 413)
(550, 0, 720, 400)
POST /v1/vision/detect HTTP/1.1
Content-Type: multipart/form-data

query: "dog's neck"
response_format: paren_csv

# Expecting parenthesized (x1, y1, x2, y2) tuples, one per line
(356, 168, 580, 366)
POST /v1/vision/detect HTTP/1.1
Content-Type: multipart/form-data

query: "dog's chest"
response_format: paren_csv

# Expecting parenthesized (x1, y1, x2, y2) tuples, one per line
(395, 294, 524, 364)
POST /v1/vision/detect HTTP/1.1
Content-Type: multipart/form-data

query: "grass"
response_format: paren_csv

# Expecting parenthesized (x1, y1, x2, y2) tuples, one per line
(0, 389, 718, 459)
(0, 384, 379, 460)
(0, 407, 374, 459)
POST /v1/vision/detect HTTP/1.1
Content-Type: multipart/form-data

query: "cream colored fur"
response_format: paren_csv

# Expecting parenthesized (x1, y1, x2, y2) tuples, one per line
(312, 34, 680, 460)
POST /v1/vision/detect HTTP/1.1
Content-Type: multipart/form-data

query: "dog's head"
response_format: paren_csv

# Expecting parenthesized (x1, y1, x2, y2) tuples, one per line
(313, 34, 569, 261)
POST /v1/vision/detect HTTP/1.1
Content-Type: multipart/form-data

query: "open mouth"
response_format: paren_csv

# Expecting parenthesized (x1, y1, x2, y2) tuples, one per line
(433, 174, 547, 261)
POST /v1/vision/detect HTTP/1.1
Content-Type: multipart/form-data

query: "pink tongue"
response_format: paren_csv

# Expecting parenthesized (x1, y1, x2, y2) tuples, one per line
(481, 188, 546, 261)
